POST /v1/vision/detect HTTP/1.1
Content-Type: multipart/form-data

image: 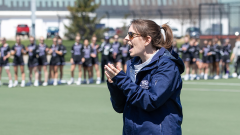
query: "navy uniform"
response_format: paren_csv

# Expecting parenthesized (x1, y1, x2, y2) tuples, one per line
(202, 45, 210, 63)
(49, 44, 61, 66)
(91, 44, 99, 65)
(120, 44, 130, 65)
(38, 44, 49, 66)
(0, 44, 11, 67)
(214, 43, 221, 62)
(12, 44, 25, 66)
(83, 45, 94, 67)
(208, 45, 217, 63)
(179, 43, 190, 62)
(221, 44, 231, 63)
(188, 45, 196, 64)
(111, 41, 122, 63)
(71, 42, 84, 65)
(194, 45, 201, 62)
(27, 43, 39, 67)
(59, 44, 67, 66)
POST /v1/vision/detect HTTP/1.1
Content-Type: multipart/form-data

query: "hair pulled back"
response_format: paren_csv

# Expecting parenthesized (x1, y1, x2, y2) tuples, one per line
(130, 19, 173, 49)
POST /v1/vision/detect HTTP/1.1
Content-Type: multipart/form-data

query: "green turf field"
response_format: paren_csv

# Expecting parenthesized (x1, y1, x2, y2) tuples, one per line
(0, 66, 240, 135)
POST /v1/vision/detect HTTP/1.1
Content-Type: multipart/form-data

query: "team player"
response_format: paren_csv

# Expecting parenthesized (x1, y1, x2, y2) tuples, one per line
(231, 37, 240, 78)
(221, 39, 231, 79)
(188, 39, 197, 80)
(99, 36, 112, 82)
(172, 39, 179, 54)
(213, 38, 221, 79)
(90, 36, 101, 84)
(26, 36, 39, 86)
(57, 37, 67, 83)
(200, 40, 210, 80)
(38, 36, 49, 86)
(120, 39, 130, 72)
(82, 39, 94, 84)
(180, 36, 190, 80)
(111, 35, 122, 67)
(11, 36, 26, 87)
(194, 40, 201, 80)
(49, 37, 62, 86)
(68, 36, 85, 85)
(0, 38, 13, 88)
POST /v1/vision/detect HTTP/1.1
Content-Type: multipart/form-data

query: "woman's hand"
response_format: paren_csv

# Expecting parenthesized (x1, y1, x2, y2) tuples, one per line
(104, 64, 122, 83)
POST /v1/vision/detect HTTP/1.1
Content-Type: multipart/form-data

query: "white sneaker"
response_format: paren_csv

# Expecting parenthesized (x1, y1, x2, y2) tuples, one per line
(238, 75, 240, 79)
(76, 80, 81, 85)
(196, 76, 200, 80)
(53, 80, 58, 86)
(21, 81, 25, 87)
(8, 83, 13, 88)
(68, 79, 74, 85)
(214, 75, 220, 80)
(232, 72, 238, 78)
(204, 75, 208, 80)
(96, 80, 101, 84)
(184, 75, 189, 81)
(223, 74, 229, 79)
(42, 82, 48, 86)
(34, 81, 39, 87)
(13, 81, 18, 87)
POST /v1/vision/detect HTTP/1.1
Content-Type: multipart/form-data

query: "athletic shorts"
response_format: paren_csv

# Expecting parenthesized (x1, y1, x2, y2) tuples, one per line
(72, 58, 83, 65)
(182, 54, 191, 62)
(60, 57, 65, 66)
(0, 59, 9, 67)
(83, 58, 92, 67)
(13, 57, 24, 66)
(122, 57, 130, 65)
(202, 56, 209, 63)
(112, 54, 122, 63)
(28, 57, 38, 67)
(222, 55, 230, 63)
(92, 57, 99, 65)
(50, 57, 61, 66)
(209, 55, 216, 63)
(215, 54, 221, 62)
(38, 56, 48, 66)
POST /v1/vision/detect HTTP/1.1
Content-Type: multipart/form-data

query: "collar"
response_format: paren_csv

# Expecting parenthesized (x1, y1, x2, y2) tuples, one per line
(130, 47, 166, 70)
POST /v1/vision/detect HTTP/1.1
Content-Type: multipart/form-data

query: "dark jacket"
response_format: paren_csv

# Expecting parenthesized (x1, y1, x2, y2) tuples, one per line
(107, 47, 184, 135)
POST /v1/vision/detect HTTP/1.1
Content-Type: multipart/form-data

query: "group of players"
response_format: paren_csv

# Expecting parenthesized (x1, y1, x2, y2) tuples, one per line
(174, 36, 240, 80)
(0, 34, 131, 88)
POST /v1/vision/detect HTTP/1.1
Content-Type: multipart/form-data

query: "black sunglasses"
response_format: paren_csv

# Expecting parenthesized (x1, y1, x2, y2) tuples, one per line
(127, 32, 141, 40)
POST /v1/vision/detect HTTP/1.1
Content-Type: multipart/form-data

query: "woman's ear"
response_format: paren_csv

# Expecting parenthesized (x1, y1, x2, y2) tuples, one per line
(144, 36, 152, 46)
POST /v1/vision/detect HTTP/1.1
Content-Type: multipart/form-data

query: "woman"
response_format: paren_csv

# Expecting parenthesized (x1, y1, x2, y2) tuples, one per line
(58, 37, 67, 83)
(194, 40, 201, 80)
(68, 36, 85, 85)
(188, 39, 197, 80)
(111, 35, 122, 67)
(0, 38, 13, 88)
(180, 36, 190, 80)
(49, 37, 62, 86)
(212, 38, 221, 79)
(38, 36, 49, 86)
(231, 37, 240, 78)
(11, 36, 26, 87)
(120, 39, 130, 72)
(82, 39, 94, 84)
(207, 40, 216, 78)
(105, 19, 184, 135)
(221, 39, 231, 79)
(200, 40, 210, 80)
(26, 36, 39, 86)
(91, 36, 101, 84)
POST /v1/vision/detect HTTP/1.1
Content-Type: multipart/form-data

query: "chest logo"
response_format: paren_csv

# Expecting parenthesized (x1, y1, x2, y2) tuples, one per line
(140, 80, 149, 89)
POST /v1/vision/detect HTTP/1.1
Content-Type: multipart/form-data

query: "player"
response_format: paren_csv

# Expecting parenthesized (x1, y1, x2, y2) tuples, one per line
(221, 39, 231, 79)
(57, 37, 67, 83)
(11, 36, 26, 87)
(231, 37, 240, 79)
(179, 36, 190, 80)
(111, 35, 122, 68)
(213, 38, 221, 79)
(68, 36, 85, 85)
(26, 36, 39, 86)
(120, 39, 130, 72)
(82, 39, 94, 84)
(90, 36, 101, 84)
(38, 36, 49, 86)
(0, 38, 13, 88)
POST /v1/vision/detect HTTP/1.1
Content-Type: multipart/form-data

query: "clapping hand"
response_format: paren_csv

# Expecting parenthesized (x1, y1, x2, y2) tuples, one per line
(104, 64, 122, 83)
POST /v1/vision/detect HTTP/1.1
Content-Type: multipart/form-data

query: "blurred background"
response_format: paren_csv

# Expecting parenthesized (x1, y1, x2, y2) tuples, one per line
(0, 0, 240, 135)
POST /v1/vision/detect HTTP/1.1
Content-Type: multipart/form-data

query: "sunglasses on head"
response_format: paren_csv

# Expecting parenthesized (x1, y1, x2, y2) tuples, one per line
(127, 32, 141, 40)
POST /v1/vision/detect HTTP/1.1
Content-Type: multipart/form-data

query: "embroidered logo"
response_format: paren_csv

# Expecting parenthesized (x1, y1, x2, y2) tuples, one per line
(140, 80, 149, 89)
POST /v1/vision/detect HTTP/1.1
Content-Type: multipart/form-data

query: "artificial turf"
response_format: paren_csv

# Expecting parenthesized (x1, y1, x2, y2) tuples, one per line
(0, 67, 240, 135)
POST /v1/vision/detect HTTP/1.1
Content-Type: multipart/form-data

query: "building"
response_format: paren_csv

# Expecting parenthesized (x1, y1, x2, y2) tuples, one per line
(0, 0, 239, 39)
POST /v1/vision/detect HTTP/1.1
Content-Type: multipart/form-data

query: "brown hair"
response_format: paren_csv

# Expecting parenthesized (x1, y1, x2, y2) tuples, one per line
(130, 19, 173, 49)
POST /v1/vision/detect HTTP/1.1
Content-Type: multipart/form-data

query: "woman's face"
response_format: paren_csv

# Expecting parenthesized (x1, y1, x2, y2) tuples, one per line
(124, 25, 146, 57)
(39, 38, 44, 44)
(84, 40, 89, 46)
